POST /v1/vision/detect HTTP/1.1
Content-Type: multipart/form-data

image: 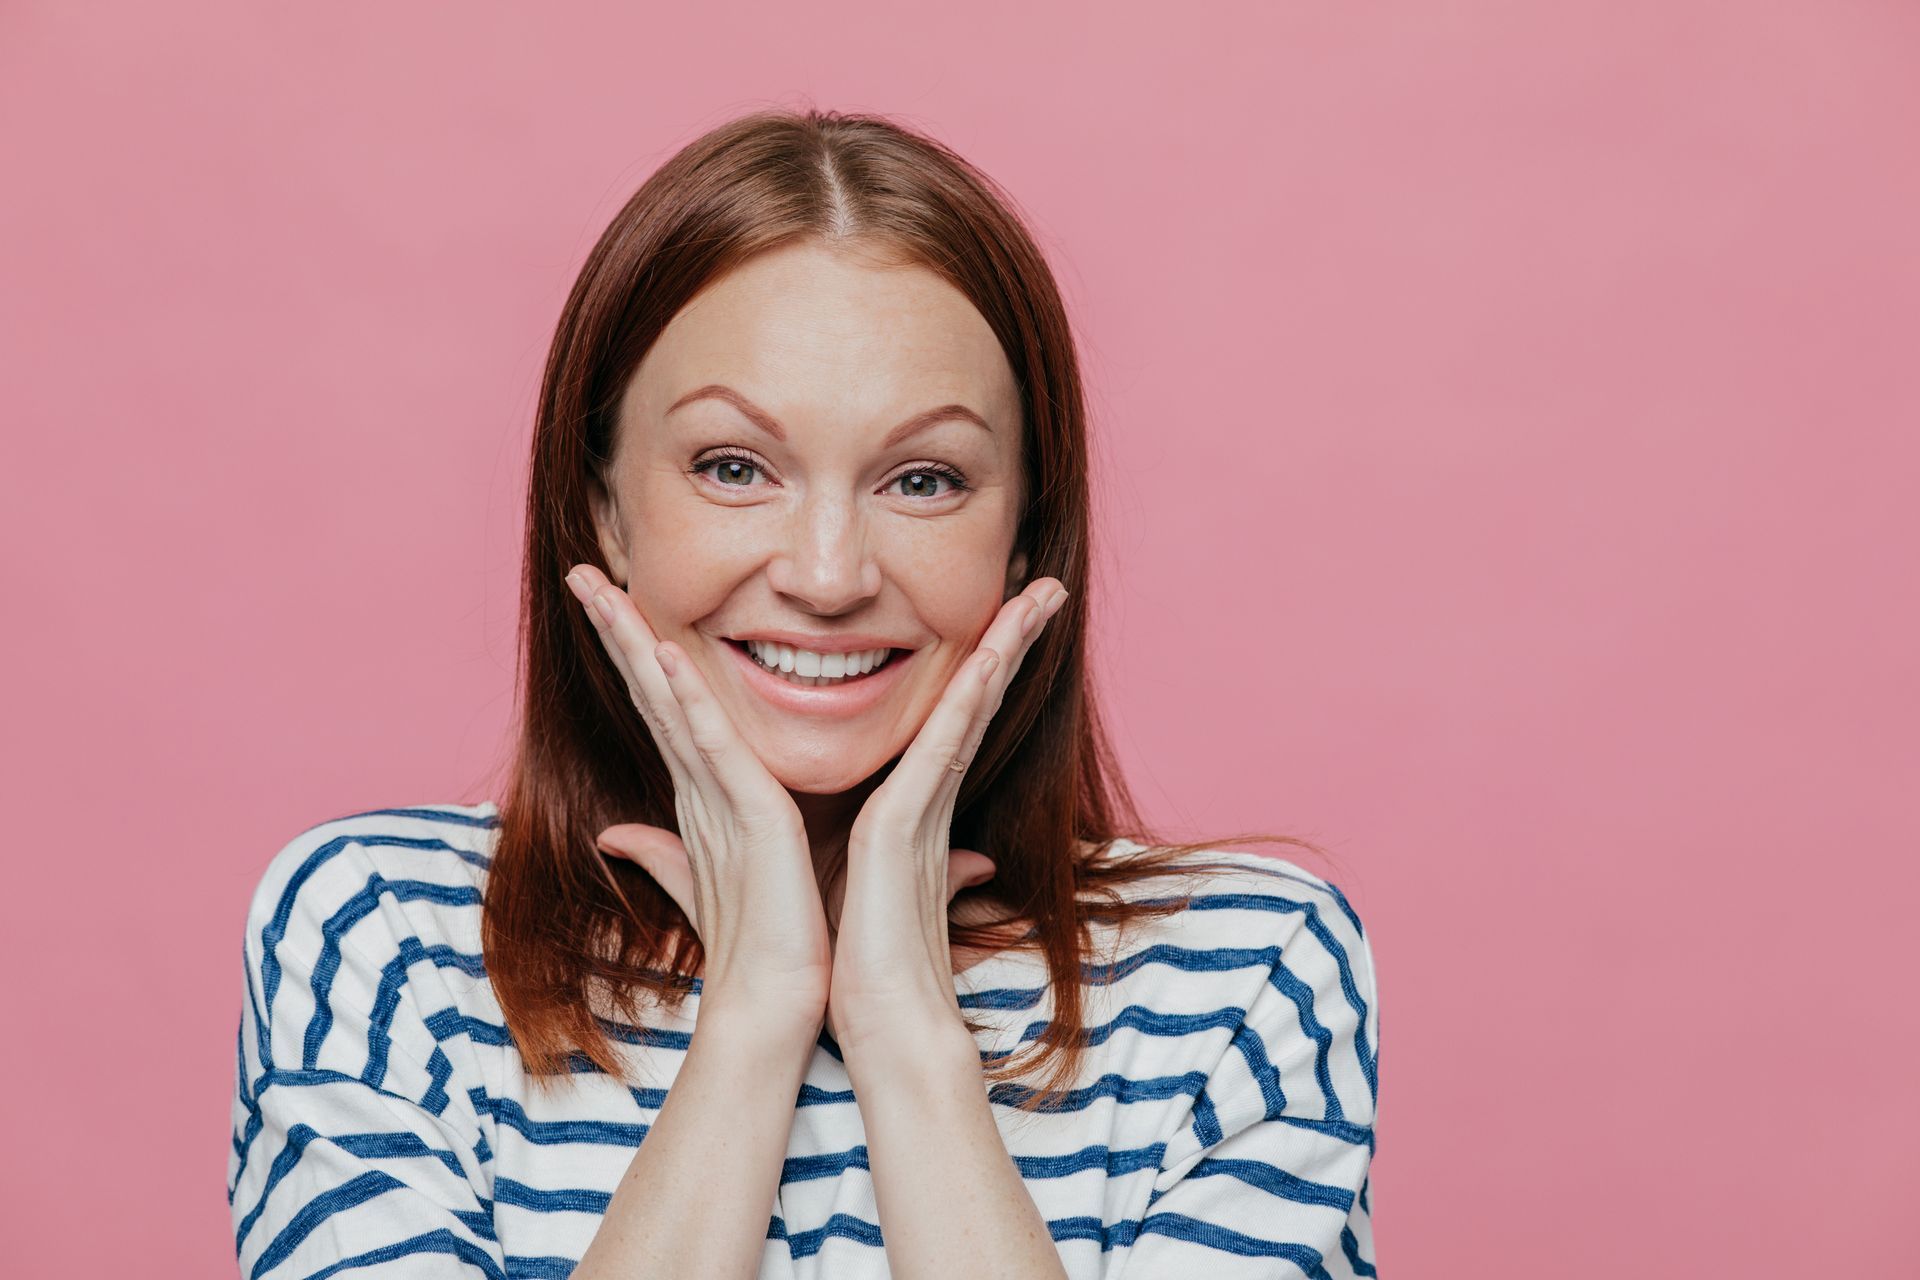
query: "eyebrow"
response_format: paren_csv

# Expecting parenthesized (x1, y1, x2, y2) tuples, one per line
(665, 383, 994, 449)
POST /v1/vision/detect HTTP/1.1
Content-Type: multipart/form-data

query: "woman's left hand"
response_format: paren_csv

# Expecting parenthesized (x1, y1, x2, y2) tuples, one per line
(826, 577, 1070, 1049)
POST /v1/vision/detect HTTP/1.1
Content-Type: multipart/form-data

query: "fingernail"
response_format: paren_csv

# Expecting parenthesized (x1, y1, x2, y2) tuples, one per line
(654, 643, 678, 676)
(565, 571, 586, 600)
(1020, 600, 1042, 636)
(592, 593, 617, 625)
(1046, 588, 1069, 615)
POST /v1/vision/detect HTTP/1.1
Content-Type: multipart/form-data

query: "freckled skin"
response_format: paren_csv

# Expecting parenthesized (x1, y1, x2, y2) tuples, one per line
(586, 238, 1030, 860)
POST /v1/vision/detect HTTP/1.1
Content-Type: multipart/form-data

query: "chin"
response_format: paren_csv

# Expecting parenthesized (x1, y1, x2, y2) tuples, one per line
(779, 772, 877, 796)
(763, 747, 905, 797)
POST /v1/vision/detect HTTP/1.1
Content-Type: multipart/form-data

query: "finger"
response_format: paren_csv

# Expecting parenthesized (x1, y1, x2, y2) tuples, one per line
(976, 579, 1068, 729)
(597, 824, 700, 930)
(956, 578, 1065, 713)
(880, 640, 1015, 820)
(650, 637, 784, 812)
(565, 565, 706, 787)
(945, 848, 996, 905)
(566, 565, 663, 711)
(902, 579, 1067, 800)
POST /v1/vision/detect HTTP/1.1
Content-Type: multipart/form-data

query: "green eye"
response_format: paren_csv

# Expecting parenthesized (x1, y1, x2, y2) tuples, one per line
(688, 447, 765, 487)
(891, 466, 971, 498)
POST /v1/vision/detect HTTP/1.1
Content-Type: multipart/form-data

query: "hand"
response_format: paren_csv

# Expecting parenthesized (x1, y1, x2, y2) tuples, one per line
(625, 822, 999, 1044)
(828, 577, 1069, 1049)
(564, 564, 832, 1027)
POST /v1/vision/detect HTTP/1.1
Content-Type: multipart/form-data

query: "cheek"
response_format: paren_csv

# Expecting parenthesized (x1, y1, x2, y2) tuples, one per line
(886, 541, 1012, 646)
(624, 503, 749, 630)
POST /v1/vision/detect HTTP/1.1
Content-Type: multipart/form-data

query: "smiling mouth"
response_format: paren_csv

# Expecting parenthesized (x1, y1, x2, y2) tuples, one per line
(725, 639, 905, 687)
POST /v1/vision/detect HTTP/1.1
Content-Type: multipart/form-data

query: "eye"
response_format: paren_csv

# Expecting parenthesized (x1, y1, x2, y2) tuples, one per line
(688, 450, 973, 500)
(888, 464, 972, 500)
(688, 447, 768, 489)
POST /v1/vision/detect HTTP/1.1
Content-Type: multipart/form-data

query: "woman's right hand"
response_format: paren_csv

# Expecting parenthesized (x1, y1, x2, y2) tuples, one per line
(564, 564, 832, 1029)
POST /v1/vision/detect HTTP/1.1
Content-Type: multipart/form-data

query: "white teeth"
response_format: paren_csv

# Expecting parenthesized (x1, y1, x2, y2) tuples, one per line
(743, 640, 893, 683)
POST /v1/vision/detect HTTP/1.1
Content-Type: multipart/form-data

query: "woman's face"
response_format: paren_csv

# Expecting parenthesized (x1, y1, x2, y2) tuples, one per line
(589, 239, 1029, 795)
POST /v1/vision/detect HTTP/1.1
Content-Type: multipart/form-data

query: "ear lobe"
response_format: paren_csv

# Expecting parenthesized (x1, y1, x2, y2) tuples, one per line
(586, 469, 632, 588)
(1005, 548, 1029, 596)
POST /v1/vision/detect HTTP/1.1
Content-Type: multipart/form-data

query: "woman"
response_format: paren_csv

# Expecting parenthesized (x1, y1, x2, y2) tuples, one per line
(229, 108, 1380, 1279)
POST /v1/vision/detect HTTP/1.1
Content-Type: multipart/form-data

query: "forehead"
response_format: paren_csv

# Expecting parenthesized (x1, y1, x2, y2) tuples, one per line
(623, 240, 1020, 435)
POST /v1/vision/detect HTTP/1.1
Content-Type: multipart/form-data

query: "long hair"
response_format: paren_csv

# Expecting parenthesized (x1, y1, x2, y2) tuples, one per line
(481, 105, 1345, 1110)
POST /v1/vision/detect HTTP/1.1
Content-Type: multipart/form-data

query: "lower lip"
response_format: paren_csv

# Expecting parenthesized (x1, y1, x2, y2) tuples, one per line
(719, 640, 915, 720)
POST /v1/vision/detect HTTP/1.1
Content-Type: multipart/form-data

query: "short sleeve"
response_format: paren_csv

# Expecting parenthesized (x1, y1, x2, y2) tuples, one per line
(1107, 875, 1381, 1279)
(227, 827, 505, 1280)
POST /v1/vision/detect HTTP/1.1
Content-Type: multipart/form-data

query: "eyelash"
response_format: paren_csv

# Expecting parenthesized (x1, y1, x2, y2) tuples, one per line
(687, 446, 973, 498)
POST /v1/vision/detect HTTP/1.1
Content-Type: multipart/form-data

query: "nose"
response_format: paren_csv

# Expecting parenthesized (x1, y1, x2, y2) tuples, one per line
(762, 491, 883, 615)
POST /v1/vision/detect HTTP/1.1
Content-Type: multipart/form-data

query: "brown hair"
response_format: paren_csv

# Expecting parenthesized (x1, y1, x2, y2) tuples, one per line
(480, 105, 1346, 1110)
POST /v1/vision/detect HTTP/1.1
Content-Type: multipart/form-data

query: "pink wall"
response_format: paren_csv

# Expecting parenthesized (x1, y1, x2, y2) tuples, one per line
(5, 2, 1915, 1275)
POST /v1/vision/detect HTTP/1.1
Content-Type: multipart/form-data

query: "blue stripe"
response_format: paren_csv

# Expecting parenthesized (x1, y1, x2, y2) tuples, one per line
(422, 1047, 453, 1115)
(1009, 1000, 1249, 1055)
(362, 940, 487, 1088)
(493, 1176, 611, 1215)
(250, 1171, 404, 1278)
(1011, 1141, 1164, 1181)
(260, 830, 480, 1012)
(779, 1145, 869, 1183)
(1341, 1218, 1379, 1276)
(1178, 1154, 1356, 1211)
(334, 1131, 468, 1179)
(1091, 940, 1276, 984)
(231, 1108, 265, 1199)
(291, 1227, 504, 1280)
(236, 1124, 322, 1251)
(1258, 954, 1350, 1125)
(1127, 1210, 1331, 1275)
(235, 1125, 484, 1254)
(234, 1070, 441, 1193)
(301, 878, 484, 1068)
(425, 1008, 516, 1048)
(1276, 1113, 1374, 1150)
(1184, 887, 1378, 1097)
(336, 804, 501, 835)
(453, 1207, 500, 1241)
(236, 1010, 255, 1111)
(480, 1096, 649, 1147)
(777, 1210, 881, 1258)
(989, 1069, 1211, 1115)
(504, 1258, 579, 1280)
(1189, 1080, 1227, 1148)
(597, 1015, 692, 1050)
(1045, 1213, 1110, 1247)
(245, 929, 273, 1082)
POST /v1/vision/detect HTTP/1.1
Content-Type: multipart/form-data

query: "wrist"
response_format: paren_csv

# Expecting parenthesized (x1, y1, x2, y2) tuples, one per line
(836, 999, 979, 1082)
(694, 986, 827, 1052)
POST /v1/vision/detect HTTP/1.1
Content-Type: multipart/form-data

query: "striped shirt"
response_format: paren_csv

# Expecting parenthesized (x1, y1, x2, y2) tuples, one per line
(228, 801, 1381, 1279)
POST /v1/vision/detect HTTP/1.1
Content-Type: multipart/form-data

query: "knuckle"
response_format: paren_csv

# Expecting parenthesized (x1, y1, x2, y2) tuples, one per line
(688, 723, 731, 765)
(640, 701, 679, 746)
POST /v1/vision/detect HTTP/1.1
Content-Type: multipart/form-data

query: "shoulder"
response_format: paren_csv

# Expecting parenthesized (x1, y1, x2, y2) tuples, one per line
(1094, 844, 1380, 1148)
(1100, 840, 1371, 954)
(240, 800, 500, 972)
(1099, 842, 1378, 1061)
(1172, 846, 1374, 1011)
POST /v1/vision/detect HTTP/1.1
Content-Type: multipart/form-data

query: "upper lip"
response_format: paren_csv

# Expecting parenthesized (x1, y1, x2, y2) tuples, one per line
(722, 629, 917, 654)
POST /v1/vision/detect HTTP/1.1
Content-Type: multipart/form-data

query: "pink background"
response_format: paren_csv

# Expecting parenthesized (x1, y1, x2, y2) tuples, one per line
(4, 2, 1915, 1274)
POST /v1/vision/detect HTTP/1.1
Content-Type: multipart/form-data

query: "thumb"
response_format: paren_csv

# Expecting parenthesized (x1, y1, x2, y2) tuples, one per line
(945, 847, 997, 905)
(596, 824, 699, 933)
